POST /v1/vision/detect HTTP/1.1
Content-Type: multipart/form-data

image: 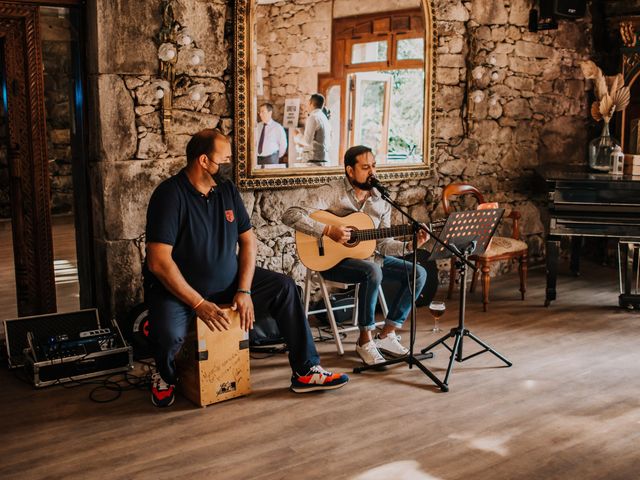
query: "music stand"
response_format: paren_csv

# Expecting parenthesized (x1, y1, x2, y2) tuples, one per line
(421, 208, 512, 390)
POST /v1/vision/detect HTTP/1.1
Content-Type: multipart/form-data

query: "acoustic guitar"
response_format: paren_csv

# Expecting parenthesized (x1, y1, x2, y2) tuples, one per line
(295, 210, 415, 271)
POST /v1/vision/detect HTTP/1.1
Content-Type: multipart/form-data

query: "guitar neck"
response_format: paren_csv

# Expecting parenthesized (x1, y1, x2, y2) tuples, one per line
(353, 224, 412, 241)
(352, 219, 446, 242)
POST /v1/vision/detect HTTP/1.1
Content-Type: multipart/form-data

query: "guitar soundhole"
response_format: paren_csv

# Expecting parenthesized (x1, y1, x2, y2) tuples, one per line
(345, 226, 359, 247)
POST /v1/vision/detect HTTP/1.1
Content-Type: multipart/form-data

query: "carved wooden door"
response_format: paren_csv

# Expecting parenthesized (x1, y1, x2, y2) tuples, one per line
(0, 3, 56, 316)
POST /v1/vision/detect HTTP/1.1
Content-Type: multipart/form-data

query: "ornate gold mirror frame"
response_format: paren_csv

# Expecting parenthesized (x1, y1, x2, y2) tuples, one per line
(233, 0, 436, 190)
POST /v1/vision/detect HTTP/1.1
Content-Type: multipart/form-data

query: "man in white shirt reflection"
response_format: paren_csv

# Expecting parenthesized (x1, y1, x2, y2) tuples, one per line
(296, 93, 331, 165)
(255, 103, 287, 166)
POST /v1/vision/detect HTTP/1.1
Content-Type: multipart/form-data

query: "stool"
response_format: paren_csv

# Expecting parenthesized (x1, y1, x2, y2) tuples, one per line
(303, 269, 388, 355)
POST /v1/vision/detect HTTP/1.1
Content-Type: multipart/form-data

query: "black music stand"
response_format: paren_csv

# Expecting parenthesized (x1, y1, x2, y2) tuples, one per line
(352, 187, 477, 392)
(420, 208, 512, 390)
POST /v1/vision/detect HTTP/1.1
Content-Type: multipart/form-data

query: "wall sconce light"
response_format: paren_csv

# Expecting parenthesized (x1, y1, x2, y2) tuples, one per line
(471, 90, 485, 103)
(472, 66, 486, 80)
(157, 1, 205, 134)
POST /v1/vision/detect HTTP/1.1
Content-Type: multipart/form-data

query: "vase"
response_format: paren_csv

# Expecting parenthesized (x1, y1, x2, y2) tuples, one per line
(588, 122, 620, 172)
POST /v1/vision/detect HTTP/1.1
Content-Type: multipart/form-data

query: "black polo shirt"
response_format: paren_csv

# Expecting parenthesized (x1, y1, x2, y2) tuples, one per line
(144, 169, 252, 297)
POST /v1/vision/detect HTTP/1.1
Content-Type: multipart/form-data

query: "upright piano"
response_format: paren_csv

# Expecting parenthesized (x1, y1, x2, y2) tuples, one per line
(538, 165, 640, 308)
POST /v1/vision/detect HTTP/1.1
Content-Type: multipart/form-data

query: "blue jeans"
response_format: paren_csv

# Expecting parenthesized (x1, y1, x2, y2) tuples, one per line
(145, 267, 320, 384)
(321, 256, 427, 331)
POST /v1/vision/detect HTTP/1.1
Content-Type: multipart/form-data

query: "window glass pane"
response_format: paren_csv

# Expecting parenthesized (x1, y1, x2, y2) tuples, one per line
(386, 69, 424, 163)
(355, 79, 387, 156)
(351, 41, 387, 64)
(397, 38, 424, 61)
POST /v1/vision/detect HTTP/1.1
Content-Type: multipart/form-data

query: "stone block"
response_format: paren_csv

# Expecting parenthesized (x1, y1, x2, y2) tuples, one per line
(514, 202, 544, 235)
(166, 133, 192, 157)
(514, 40, 555, 59)
(91, 158, 185, 241)
(171, 110, 220, 135)
(436, 67, 461, 86)
(504, 75, 534, 91)
(396, 186, 427, 206)
(508, 57, 545, 75)
(438, 54, 466, 68)
(436, 85, 465, 111)
(437, 1, 470, 22)
(503, 99, 532, 120)
(539, 116, 588, 163)
(438, 158, 468, 176)
(471, 1, 508, 25)
(259, 187, 310, 222)
(173, 0, 229, 78)
(102, 239, 145, 321)
(92, 0, 162, 75)
(436, 116, 464, 139)
(91, 74, 137, 163)
(508, 0, 532, 26)
(136, 132, 167, 159)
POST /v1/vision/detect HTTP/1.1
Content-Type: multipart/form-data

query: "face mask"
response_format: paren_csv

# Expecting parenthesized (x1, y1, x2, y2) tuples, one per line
(214, 163, 234, 183)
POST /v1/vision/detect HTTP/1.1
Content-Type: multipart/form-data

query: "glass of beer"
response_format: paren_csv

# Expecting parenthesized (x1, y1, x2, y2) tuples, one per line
(428, 301, 445, 333)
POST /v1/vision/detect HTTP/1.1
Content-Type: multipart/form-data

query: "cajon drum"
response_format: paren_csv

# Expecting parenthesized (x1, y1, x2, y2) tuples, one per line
(175, 308, 250, 407)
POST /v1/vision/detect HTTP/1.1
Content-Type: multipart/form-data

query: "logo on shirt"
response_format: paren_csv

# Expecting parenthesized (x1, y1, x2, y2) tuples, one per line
(225, 210, 235, 222)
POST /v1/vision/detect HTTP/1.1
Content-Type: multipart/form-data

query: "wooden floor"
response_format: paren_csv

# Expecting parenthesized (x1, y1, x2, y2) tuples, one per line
(0, 215, 80, 322)
(1, 262, 639, 479)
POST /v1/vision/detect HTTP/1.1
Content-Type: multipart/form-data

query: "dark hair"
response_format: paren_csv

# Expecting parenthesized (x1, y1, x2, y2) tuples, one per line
(186, 128, 228, 164)
(260, 103, 273, 112)
(310, 93, 325, 109)
(344, 145, 372, 174)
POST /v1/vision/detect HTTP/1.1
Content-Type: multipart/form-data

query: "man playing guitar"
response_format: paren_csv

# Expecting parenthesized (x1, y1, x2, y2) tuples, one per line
(283, 145, 429, 365)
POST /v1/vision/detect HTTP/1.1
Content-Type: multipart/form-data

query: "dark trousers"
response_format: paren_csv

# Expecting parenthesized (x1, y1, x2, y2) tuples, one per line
(145, 267, 320, 384)
(257, 152, 279, 164)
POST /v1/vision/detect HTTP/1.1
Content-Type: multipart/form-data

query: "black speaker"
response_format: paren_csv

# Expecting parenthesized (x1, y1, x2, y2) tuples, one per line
(553, 0, 586, 18)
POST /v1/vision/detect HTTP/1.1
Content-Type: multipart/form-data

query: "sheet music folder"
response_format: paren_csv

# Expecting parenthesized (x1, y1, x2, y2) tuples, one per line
(428, 208, 504, 261)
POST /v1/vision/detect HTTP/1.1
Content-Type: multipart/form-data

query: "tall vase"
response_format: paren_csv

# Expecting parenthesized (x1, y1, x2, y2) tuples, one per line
(588, 121, 620, 172)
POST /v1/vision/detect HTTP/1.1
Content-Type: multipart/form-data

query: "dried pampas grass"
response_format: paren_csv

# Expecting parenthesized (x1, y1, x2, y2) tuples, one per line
(580, 60, 630, 123)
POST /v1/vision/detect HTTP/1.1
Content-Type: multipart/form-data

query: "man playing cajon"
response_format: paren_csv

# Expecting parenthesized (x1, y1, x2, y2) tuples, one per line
(144, 129, 348, 407)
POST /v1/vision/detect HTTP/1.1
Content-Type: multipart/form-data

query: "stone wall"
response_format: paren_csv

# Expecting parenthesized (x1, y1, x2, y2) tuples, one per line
(255, 0, 331, 121)
(88, 0, 593, 320)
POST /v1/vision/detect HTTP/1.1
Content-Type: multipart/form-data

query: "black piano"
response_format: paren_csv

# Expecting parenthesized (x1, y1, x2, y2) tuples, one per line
(538, 165, 640, 308)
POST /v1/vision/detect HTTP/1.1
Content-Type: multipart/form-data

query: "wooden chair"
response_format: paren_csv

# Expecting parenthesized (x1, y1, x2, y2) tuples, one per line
(442, 183, 528, 311)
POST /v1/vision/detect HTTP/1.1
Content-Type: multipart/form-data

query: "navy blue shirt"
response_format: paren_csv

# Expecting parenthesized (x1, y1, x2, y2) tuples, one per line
(144, 169, 252, 297)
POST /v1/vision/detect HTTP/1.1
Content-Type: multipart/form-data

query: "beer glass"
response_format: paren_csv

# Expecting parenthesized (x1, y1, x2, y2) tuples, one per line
(428, 301, 445, 333)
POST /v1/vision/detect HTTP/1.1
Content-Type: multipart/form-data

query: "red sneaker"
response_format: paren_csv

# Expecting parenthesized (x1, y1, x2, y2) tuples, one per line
(290, 365, 349, 393)
(150, 372, 175, 407)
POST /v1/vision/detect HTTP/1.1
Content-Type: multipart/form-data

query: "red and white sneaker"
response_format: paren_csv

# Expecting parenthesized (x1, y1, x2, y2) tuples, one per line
(150, 372, 175, 407)
(290, 365, 349, 393)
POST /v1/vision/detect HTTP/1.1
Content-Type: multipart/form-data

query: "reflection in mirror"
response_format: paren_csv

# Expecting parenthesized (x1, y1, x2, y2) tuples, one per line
(252, 0, 425, 174)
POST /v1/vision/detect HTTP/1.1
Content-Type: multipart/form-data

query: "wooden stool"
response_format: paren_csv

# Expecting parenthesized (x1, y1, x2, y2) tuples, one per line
(175, 308, 250, 407)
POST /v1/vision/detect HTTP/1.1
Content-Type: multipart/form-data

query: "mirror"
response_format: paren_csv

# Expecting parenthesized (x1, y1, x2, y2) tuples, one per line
(233, 0, 435, 189)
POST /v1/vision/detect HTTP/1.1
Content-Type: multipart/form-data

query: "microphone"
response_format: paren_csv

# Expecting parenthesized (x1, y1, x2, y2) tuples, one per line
(369, 176, 389, 196)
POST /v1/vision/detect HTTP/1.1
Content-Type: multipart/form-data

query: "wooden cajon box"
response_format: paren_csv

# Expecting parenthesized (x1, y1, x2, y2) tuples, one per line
(175, 308, 250, 407)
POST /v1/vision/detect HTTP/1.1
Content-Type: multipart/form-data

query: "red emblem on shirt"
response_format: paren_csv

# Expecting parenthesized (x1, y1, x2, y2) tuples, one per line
(225, 210, 235, 222)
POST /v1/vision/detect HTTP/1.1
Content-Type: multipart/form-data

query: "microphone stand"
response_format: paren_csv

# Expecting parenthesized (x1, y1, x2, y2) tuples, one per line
(353, 185, 474, 392)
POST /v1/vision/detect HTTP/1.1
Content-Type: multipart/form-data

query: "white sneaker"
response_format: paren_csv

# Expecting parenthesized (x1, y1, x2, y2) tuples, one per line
(356, 341, 385, 365)
(375, 332, 409, 357)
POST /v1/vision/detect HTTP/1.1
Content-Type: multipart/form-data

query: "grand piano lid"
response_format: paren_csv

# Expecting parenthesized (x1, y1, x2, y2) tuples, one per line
(536, 164, 640, 183)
